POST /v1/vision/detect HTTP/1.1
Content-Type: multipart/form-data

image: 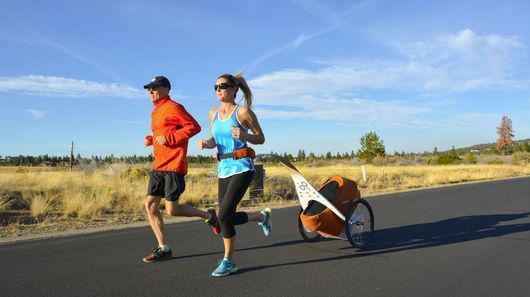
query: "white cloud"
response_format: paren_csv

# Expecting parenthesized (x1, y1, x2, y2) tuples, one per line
(248, 29, 529, 125)
(255, 96, 428, 127)
(247, 84, 456, 128)
(251, 63, 404, 99)
(25, 109, 46, 118)
(0, 75, 144, 98)
(446, 29, 523, 58)
(243, 0, 378, 73)
(292, 34, 308, 48)
(248, 65, 429, 127)
(394, 29, 528, 91)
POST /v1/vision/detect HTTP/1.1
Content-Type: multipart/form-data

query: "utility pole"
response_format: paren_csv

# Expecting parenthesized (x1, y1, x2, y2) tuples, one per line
(70, 141, 74, 171)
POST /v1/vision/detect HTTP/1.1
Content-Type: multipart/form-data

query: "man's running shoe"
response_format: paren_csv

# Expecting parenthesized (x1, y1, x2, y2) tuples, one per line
(142, 246, 172, 263)
(205, 208, 221, 235)
(211, 258, 238, 277)
(258, 207, 272, 237)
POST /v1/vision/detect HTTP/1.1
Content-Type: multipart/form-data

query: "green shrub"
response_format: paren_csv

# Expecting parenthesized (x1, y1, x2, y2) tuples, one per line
(372, 155, 387, 166)
(464, 153, 478, 164)
(512, 151, 530, 165)
(118, 167, 150, 180)
(431, 153, 463, 165)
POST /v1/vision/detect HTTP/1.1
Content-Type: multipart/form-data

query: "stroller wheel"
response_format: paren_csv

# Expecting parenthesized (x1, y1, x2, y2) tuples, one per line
(298, 208, 320, 242)
(345, 199, 374, 248)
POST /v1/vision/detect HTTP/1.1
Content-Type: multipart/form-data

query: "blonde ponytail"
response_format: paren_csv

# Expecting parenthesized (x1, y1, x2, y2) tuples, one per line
(218, 72, 253, 107)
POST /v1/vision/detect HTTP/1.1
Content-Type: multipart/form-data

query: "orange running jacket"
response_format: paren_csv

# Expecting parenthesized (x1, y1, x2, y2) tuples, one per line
(147, 96, 201, 175)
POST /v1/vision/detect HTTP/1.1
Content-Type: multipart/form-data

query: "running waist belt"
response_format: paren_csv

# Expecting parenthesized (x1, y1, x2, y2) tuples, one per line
(216, 147, 256, 161)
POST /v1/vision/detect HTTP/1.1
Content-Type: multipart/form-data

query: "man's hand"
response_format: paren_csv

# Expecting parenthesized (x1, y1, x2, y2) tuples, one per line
(154, 135, 167, 146)
(144, 135, 153, 147)
(198, 138, 207, 149)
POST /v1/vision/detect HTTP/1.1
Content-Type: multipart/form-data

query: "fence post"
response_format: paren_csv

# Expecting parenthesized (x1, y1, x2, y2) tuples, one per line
(361, 165, 366, 182)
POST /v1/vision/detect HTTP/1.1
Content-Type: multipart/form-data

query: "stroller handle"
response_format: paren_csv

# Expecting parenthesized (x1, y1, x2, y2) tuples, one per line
(255, 154, 346, 221)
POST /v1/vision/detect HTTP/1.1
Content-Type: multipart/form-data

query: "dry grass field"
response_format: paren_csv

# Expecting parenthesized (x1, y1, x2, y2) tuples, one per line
(1, 161, 529, 237)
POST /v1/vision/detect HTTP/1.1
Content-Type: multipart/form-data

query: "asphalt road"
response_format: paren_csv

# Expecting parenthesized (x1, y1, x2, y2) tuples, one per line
(1, 177, 529, 297)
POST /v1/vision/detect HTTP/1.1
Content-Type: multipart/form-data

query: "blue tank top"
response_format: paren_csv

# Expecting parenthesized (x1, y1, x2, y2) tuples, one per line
(212, 105, 255, 178)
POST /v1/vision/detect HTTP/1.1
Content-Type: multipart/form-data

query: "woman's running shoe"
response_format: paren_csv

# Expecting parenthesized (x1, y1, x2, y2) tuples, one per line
(211, 258, 238, 277)
(258, 208, 272, 237)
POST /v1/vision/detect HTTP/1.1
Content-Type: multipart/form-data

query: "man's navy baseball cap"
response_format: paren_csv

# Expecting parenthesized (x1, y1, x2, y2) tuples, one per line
(144, 76, 171, 90)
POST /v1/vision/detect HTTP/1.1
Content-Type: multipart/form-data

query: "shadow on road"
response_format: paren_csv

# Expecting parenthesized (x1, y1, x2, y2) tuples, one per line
(168, 240, 312, 261)
(362, 212, 530, 253)
(237, 212, 530, 274)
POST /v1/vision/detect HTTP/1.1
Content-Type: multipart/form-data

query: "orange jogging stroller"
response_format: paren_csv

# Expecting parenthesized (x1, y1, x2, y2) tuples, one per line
(259, 154, 374, 248)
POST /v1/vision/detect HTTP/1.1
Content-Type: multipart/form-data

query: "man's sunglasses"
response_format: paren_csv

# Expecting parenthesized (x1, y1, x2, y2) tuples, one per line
(214, 83, 234, 91)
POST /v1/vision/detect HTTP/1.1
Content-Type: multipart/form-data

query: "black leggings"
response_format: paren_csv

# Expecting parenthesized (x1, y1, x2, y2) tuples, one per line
(218, 170, 255, 238)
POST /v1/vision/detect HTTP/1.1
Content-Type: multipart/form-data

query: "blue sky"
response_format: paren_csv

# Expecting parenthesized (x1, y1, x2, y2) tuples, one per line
(1, 0, 529, 158)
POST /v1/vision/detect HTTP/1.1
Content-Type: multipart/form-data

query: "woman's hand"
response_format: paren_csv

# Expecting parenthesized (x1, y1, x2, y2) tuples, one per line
(231, 126, 247, 140)
(199, 138, 215, 149)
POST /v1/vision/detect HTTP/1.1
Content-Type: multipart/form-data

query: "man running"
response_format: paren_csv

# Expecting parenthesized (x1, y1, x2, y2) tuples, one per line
(142, 75, 221, 263)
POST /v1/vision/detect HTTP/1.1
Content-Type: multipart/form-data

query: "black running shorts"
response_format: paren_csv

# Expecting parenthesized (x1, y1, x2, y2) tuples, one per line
(147, 170, 186, 201)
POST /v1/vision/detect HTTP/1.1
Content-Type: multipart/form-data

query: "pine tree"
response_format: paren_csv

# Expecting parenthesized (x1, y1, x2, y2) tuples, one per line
(496, 116, 514, 155)
(358, 131, 386, 162)
(297, 149, 306, 161)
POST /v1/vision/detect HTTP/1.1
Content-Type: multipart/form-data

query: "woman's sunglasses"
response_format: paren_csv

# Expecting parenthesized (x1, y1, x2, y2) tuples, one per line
(214, 83, 234, 91)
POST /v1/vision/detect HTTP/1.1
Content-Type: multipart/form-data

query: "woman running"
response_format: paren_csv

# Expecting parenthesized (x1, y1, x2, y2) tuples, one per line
(199, 72, 271, 277)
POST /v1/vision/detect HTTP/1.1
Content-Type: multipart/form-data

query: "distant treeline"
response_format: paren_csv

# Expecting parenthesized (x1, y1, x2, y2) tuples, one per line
(2, 142, 529, 167)
(0, 154, 213, 167)
(1, 150, 358, 167)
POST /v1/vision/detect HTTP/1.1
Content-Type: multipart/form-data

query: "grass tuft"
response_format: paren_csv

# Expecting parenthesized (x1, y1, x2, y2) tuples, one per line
(27, 193, 52, 218)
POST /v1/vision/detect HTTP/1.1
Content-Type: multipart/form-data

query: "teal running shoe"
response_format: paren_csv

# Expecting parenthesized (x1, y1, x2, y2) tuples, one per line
(211, 259, 238, 277)
(258, 208, 272, 237)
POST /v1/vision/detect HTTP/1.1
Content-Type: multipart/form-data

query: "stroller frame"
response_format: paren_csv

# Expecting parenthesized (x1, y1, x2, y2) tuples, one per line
(257, 154, 374, 248)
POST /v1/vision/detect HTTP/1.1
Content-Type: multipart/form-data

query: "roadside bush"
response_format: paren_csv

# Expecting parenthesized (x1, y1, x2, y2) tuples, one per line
(429, 153, 462, 165)
(512, 151, 530, 165)
(118, 166, 150, 180)
(371, 155, 387, 166)
(464, 153, 478, 164)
